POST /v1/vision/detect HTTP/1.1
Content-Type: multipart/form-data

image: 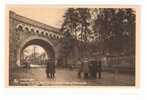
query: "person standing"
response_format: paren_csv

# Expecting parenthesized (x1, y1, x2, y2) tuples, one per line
(83, 58, 89, 79)
(50, 59, 56, 79)
(91, 60, 98, 79)
(97, 60, 102, 79)
(27, 58, 31, 69)
(25, 57, 31, 73)
(88, 60, 93, 79)
(78, 60, 83, 78)
(46, 60, 50, 78)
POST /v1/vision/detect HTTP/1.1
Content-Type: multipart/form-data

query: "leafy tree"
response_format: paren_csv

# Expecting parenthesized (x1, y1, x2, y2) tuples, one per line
(59, 30, 74, 67)
(61, 8, 94, 58)
(93, 8, 135, 55)
(60, 8, 135, 67)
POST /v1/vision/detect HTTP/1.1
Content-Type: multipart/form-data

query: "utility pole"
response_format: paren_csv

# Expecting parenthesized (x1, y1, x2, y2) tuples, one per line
(33, 46, 36, 64)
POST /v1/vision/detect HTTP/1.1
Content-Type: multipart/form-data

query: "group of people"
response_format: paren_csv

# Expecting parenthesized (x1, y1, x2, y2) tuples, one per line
(23, 57, 101, 80)
(46, 59, 56, 79)
(78, 59, 102, 79)
(45, 58, 102, 80)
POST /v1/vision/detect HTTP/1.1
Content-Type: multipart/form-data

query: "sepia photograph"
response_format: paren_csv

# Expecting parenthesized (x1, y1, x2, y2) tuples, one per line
(6, 5, 140, 86)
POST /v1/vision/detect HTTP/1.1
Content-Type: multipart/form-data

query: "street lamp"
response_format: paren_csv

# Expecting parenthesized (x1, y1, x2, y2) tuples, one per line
(33, 46, 37, 64)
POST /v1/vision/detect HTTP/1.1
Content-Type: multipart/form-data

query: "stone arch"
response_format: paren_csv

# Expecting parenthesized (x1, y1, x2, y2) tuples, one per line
(41, 31, 44, 35)
(36, 29, 39, 34)
(56, 35, 59, 39)
(17, 36, 57, 67)
(49, 34, 53, 38)
(45, 31, 48, 36)
(16, 24, 23, 29)
(45, 32, 48, 36)
(30, 28, 35, 33)
(43, 31, 46, 36)
(24, 26, 30, 32)
(53, 34, 56, 38)
(16, 24, 23, 31)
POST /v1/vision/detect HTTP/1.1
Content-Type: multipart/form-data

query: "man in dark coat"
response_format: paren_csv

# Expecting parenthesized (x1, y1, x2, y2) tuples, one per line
(83, 58, 89, 79)
(92, 60, 98, 79)
(46, 61, 50, 78)
(97, 60, 102, 79)
(50, 60, 56, 79)
(78, 61, 83, 78)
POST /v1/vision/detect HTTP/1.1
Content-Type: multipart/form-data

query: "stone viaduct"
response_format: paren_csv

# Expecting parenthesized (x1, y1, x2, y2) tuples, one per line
(9, 11, 64, 68)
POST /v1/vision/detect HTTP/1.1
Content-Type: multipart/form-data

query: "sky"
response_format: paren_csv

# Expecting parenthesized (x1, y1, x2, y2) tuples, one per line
(7, 5, 137, 29)
(8, 5, 67, 28)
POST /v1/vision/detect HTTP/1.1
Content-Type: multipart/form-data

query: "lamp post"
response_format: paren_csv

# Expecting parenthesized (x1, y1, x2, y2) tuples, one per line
(33, 46, 37, 64)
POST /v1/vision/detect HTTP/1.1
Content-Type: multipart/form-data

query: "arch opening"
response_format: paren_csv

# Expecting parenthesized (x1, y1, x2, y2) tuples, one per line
(17, 37, 56, 67)
(21, 45, 49, 67)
